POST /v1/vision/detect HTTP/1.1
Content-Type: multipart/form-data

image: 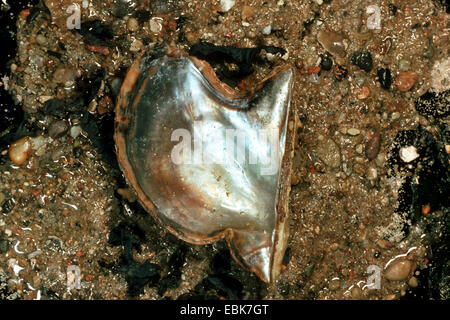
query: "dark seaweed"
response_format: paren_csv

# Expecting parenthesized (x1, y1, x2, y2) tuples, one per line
(78, 20, 115, 47)
(388, 126, 450, 300)
(189, 42, 285, 87)
(157, 246, 187, 296)
(103, 224, 161, 296)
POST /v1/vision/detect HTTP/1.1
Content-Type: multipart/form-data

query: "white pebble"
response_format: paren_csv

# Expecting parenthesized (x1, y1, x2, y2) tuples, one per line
(399, 146, 419, 163)
(262, 25, 272, 35)
(149, 17, 163, 33)
(70, 126, 82, 139)
(220, 0, 235, 12)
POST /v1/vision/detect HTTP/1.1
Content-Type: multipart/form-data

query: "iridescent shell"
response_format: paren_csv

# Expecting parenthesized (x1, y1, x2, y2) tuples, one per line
(114, 48, 296, 282)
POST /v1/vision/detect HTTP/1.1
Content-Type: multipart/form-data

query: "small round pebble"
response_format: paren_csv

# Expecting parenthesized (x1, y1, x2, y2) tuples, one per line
(351, 286, 363, 299)
(394, 71, 418, 92)
(408, 276, 418, 288)
(320, 55, 333, 71)
(262, 25, 272, 35)
(36, 34, 47, 46)
(8, 136, 31, 165)
(48, 120, 69, 139)
(347, 128, 360, 136)
(329, 278, 340, 291)
(384, 259, 413, 281)
(127, 17, 139, 32)
(315, 138, 341, 169)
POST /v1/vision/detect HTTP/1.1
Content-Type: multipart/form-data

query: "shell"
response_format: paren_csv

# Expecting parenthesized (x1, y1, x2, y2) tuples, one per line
(114, 48, 296, 282)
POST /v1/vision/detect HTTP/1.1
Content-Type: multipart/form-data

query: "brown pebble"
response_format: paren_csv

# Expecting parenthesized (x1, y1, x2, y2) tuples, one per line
(48, 120, 69, 139)
(365, 133, 381, 160)
(167, 19, 177, 31)
(408, 276, 418, 288)
(8, 136, 31, 165)
(127, 18, 139, 32)
(351, 286, 363, 299)
(241, 5, 255, 21)
(384, 258, 413, 281)
(317, 30, 347, 57)
(357, 86, 370, 99)
(394, 71, 418, 92)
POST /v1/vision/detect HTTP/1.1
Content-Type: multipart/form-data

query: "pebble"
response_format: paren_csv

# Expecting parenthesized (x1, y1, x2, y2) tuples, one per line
(347, 128, 360, 136)
(219, 0, 235, 12)
(70, 126, 82, 139)
(357, 86, 370, 99)
(290, 171, 299, 185)
(366, 167, 377, 180)
(315, 138, 341, 169)
(129, 38, 143, 52)
(394, 71, 418, 92)
(351, 51, 373, 72)
(2, 198, 15, 214)
(149, 17, 163, 33)
(241, 5, 255, 21)
(0, 239, 10, 253)
(329, 278, 340, 291)
(351, 286, 363, 299)
(127, 17, 139, 32)
(262, 25, 272, 35)
(36, 34, 47, 46)
(391, 112, 401, 120)
(48, 120, 69, 139)
(408, 276, 418, 288)
(365, 133, 381, 160)
(399, 146, 419, 163)
(377, 68, 392, 90)
(112, 0, 136, 18)
(384, 259, 413, 281)
(317, 30, 347, 57)
(320, 55, 333, 71)
(8, 136, 31, 165)
(356, 144, 364, 154)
